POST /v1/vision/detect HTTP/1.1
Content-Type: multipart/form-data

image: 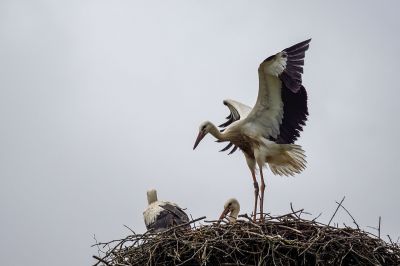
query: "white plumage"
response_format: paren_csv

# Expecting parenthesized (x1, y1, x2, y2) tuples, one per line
(219, 198, 241, 223)
(193, 39, 311, 222)
(143, 189, 189, 232)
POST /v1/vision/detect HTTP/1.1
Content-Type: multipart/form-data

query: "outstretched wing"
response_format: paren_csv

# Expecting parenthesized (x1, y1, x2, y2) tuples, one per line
(243, 39, 310, 143)
(218, 99, 252, 154)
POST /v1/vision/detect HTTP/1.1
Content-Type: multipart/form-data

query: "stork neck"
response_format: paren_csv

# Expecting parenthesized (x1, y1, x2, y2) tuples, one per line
(208, 123, 225, 141)
(147, 190, 158, 205)
(228, 208, 239, 222)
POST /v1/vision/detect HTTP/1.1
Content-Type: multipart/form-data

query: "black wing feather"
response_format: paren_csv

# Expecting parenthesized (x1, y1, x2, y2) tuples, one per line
(218, 100, 241, 155)
(228, 145, 238, 155)
(220, 142, 233, 152)
(273, 84, 308, 144)
(146, 203, 190, 232)
(281, 38, 311, 93)
(269, 39, 310, 143)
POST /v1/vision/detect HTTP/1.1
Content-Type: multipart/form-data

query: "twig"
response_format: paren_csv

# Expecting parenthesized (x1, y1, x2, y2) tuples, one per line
(378, 216, 381, 239)
(123, 224, 136, 235)
(290, 202, 303, 219)
(93, 255, 111, 266)
(335, 200, 359, 230)
(328, 196, 345, 226)
(311, 212, 322, 222)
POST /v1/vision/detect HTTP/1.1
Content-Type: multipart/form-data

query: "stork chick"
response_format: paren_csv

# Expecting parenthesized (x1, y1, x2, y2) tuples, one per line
(219, 198, 240, 223)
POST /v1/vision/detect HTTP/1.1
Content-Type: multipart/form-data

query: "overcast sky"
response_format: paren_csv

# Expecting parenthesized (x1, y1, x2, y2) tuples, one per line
(1, 1, 399, 265)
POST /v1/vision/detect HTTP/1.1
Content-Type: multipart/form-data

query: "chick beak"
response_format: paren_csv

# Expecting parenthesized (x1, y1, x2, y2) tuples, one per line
(193, 131, 205, 150)
(219, 206, 230, 221)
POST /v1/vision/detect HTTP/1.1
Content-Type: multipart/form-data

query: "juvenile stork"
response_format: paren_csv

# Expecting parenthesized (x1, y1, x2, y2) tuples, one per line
(219, 198, 241, 223)
(193, 39, 310, 221)
(143, 189, 189, 232)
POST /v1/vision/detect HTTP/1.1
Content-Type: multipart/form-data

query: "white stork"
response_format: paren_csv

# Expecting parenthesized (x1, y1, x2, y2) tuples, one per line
(193, 39, 310, 222)
(143, 189, 190, 232)
(219, 198, 240, 223)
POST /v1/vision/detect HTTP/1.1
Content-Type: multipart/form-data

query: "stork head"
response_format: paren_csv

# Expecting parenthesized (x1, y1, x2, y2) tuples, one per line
(219, 198, 240, 223)
(193, 121, 213, 150)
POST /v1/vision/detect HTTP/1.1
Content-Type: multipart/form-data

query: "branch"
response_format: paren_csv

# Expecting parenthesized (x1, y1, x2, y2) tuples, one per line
(328, 196, 345, 226)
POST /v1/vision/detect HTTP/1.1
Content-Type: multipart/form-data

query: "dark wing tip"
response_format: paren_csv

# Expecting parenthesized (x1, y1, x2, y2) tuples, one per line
(228, 145, 238, 155)
(280, 39, 311, 93)
(219, 142, 233, 152)
(283, 39, 312, 54)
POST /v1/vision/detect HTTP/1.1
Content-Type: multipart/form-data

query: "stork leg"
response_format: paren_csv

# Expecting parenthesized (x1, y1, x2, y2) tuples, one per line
(250, 170, 259, 222)
(259, 168, 266, 222)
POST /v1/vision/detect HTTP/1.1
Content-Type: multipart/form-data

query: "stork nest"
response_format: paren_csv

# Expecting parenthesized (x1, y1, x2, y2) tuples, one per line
(93, 211, 400, 266)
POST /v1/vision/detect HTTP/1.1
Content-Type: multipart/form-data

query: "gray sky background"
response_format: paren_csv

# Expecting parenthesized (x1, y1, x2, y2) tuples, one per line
(1, 1, 399, 265)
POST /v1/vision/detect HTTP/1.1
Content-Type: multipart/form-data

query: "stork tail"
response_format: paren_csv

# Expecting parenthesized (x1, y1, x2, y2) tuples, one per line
(267, 144, 307, 176)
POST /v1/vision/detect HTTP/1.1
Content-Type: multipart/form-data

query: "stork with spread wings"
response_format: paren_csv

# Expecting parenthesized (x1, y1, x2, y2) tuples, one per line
(193, 39, 310, 222)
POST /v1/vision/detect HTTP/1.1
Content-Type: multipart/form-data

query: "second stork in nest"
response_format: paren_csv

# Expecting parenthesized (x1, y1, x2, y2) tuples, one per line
(143, 189, 189, 232)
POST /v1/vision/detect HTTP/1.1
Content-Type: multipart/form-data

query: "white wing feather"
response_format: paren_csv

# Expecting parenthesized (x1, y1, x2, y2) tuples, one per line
(219, 99, 252, 129)
(263, 52, 287, 76)
(242, 62, 284, 139)
(224, 99, 252, 120)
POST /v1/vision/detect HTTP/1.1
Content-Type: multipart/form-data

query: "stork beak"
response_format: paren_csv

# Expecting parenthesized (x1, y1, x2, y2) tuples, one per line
(193, 131, 205, 150)
(219, 206, 230, 221)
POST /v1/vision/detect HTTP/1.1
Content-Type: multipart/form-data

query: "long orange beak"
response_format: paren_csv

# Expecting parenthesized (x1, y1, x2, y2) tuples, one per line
(193, 131, 205, 150)
(219, 206, 230, 221)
